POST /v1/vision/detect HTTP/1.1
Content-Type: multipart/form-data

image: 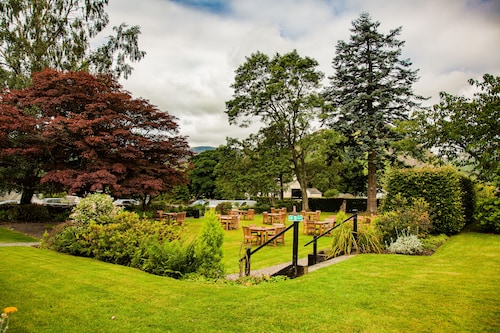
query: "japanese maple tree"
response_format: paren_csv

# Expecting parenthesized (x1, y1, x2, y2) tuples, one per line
(0, 69, 191, 203)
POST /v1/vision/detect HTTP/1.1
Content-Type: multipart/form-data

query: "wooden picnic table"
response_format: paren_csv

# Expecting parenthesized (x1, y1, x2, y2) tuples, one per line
(249, 225, 276, 245)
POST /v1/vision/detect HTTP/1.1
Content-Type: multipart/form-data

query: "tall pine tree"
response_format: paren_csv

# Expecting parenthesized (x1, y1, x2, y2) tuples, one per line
(323, 13, 422, 213)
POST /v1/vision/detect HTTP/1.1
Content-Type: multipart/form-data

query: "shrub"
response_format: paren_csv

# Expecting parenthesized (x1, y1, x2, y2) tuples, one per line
(194, 210, 225, 279)
(375, 195, 432, 244)
(43, 210, 183, 268)
(387, 228, 423, 255)
(475, 192, 500, 234)
(70, 193, 121, 225)
(421, 234, 449, 252)
(215, 202, 233, 215)
(134, 239, 197, 279)
(383, 166, 466, 235)
(11, 204, 50, 222)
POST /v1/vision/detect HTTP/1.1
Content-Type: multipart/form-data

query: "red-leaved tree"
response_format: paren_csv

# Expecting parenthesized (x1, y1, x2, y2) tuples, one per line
(0, 69, 192, 204)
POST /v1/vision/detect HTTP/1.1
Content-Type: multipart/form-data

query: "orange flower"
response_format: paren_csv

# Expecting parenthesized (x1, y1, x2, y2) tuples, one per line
(3, 307, 17, 314)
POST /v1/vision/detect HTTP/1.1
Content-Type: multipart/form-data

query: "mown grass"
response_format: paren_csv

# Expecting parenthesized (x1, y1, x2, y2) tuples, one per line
(1, 232, 499, 332)
(0, 227, 39, 243)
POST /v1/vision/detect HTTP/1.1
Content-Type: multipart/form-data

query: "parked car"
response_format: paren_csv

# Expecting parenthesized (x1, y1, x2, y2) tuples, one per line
(0, 199, 19, 206)
(41, 197, 77, 208)
(113, 199, 140, 207)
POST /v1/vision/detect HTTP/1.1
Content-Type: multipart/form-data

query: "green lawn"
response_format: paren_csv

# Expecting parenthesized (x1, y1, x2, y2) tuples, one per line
(1, 232, 499, 332)
(0, 227, 39, 243)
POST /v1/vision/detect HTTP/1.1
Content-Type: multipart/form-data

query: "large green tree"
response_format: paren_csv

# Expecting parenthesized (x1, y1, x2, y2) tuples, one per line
(214, 135, 293, 203)
(188, 148, 223, 199)
(226, 50, 324, 211)
(411, 74, 500, 185)
(323, 13, 422, 213)
(0, 0, 145, 89)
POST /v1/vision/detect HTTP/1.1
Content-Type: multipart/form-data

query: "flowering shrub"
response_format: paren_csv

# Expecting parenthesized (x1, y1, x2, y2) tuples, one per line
(1, 307, 18, 332)
(70, 193, 121, 225)
(376, 195, 432, 244)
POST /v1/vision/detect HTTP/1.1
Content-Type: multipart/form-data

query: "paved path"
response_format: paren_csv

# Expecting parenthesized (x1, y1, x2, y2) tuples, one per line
(0, 242, 41, 247)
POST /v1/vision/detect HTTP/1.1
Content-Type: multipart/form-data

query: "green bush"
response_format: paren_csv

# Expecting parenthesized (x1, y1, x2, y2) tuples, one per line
(474, 189, 500, 234)
(375, 195, 432, 244)
(11, 204, 50, 222)
(215, 202, 233, 215)
(133, 239, 198, 279)
(383, 166, 465, 235)
(421, 234, 449, 252)
(194, 210, 225, 279)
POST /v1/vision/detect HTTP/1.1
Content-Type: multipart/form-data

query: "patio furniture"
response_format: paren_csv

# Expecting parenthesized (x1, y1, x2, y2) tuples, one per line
(242, 225, 260, 245)
(153, 210, 163, 221)
(249, 225, 276, 245)
(219, 215, 232, 230)
(174, 211, 186, 225)
(262, 211, 270, 224)
(267, 223, 286, 246)
(229, 215, 240, 230)
(243, 209, 255, 220)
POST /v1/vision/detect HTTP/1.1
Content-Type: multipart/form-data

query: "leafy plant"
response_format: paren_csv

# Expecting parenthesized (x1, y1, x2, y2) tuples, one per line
(194, 210, 225, 279)
(474, 184, 500, 234)
(357, 224, 382, 254)
(10, 204, 50, 222)
(327, 222, 357, 257)
(70, 193, 121, 225)
(215, 202, 233, 215)
(376, 194, 432, 244)
(387, 228, 423, 255)
(421, 234, 449, 252)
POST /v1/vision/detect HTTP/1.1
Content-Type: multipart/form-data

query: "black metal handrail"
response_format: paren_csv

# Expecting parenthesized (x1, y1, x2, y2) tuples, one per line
(239, 221, 300, 277)
(304, 212, 358, 265)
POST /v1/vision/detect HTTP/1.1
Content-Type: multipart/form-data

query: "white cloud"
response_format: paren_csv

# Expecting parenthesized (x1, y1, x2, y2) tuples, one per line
(104, 0, 500, 147)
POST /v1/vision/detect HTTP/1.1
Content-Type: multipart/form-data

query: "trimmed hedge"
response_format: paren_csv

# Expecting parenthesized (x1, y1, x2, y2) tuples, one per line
(308, 198, 381, 213)
(382, 166, 467, 235)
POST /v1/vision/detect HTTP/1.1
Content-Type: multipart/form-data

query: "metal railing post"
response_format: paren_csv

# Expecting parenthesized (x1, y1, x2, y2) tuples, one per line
(353, 210, 358, 241)
(245, 247, 251, 276)
(311, 236, 318, 265)
(292, 220, 299, 277)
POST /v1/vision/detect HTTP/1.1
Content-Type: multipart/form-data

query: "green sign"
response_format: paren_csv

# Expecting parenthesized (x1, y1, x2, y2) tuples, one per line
(288, 215, 303, 222)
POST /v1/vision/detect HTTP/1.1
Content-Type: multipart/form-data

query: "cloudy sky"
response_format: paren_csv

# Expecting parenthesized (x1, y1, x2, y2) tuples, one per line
(105, 0, 500, 148)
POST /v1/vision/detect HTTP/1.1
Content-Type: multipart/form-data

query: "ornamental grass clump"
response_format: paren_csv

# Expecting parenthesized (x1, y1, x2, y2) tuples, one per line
(1, 307, 18, 332)
(387, 228, 423, 255)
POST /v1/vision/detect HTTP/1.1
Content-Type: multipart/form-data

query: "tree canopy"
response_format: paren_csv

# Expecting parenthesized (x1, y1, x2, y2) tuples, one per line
(411, 74, 500, 185)
(0, 0, 145, 88)
(323, 12, 422, 213)
(0, 69, 191, 202)
(226, 49, 324, 211)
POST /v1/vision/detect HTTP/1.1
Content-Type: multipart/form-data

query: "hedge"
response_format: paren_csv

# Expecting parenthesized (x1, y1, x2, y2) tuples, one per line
(382, 166, 467, 235)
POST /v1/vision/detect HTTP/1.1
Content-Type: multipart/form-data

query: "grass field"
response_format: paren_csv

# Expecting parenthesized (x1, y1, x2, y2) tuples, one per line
(1, 228, 499, 332)
(0, 227, 39, 243)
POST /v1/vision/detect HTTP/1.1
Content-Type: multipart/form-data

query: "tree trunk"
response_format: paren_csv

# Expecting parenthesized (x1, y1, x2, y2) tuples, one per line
(300, 180, 309, 212)
(20, 185, 35, 205)
(366, 149, 378, 214)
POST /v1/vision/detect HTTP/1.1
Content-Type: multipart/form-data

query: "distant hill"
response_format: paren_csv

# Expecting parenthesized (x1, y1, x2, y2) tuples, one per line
(191, 146, 215, 154)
